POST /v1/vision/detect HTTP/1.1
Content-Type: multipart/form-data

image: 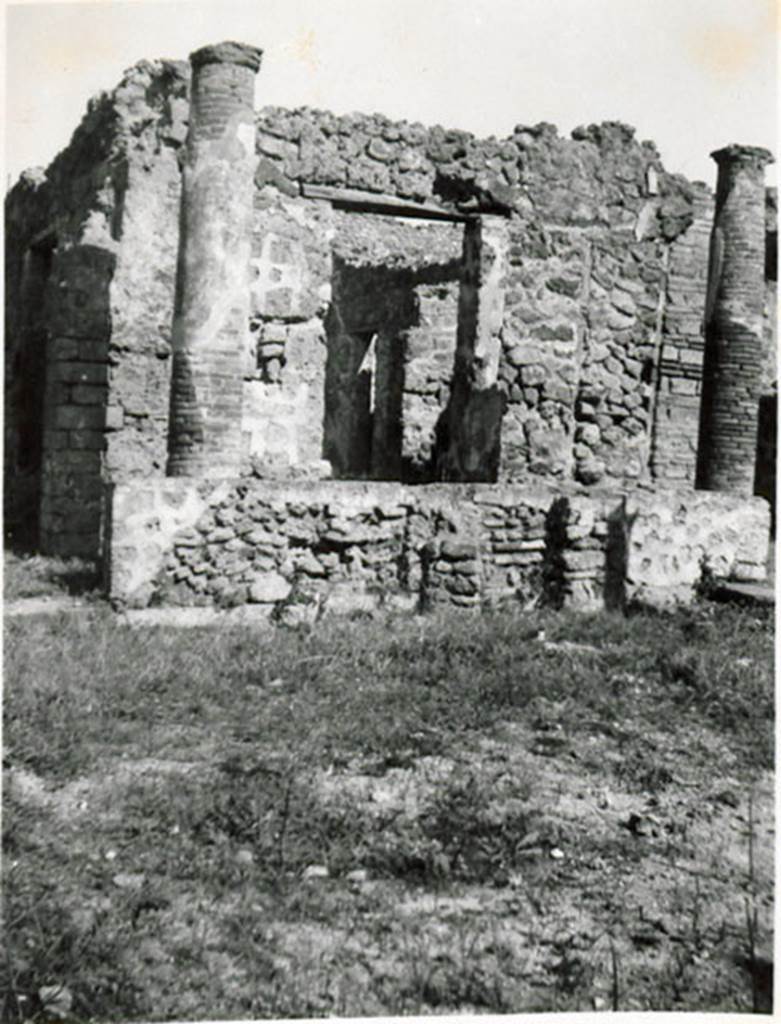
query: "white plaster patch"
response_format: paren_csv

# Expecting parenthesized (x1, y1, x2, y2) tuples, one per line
(236, 120, 256, 157)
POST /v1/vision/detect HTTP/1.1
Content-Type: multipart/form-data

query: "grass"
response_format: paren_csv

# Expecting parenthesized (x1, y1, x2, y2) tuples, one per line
(3, 550, 100, 601)
(2, 555, 775, 1019)
(5, 598, 773, 783)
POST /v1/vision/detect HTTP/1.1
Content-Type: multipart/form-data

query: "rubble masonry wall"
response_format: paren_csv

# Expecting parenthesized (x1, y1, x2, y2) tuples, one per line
(4, 59, 776, 560)
(106, 478, 770, 612)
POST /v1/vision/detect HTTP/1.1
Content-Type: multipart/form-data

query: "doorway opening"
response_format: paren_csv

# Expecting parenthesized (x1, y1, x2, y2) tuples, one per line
(324, 255, 461, 481)
(6, 234, 56, 549)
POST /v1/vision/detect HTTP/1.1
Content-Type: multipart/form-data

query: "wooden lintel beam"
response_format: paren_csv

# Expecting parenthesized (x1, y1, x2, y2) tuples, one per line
(301, 183, 470, 223)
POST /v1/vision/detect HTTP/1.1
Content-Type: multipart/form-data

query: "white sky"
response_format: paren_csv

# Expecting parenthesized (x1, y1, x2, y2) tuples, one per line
(2, 0, 779, 189)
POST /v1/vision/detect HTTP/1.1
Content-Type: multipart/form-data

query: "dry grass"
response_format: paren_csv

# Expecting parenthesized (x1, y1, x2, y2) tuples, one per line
(2, 555, 774, 1019)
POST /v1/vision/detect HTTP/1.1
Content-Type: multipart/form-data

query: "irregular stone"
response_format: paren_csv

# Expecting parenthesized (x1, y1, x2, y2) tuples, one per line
(323, 585, 378, 616)
(575, 457, 606, 484)
(294, 549, 326, 576)
(346, 868, 369, 883)
(248, 572, 291, 603)
(439, 538, 479, 561)
(302, 864, 330, 880)
(206, 527, 234, 544)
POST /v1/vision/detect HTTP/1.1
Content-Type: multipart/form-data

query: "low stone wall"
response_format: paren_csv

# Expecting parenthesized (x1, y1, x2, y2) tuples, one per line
(622, 489, 772, 601)
(105, 479, 769, 614)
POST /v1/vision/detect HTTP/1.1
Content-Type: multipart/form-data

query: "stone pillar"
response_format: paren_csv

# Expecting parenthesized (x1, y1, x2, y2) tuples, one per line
(696, 144, 773, 495)
(441, 214, 508, 481)
(167, 41, 262, 477)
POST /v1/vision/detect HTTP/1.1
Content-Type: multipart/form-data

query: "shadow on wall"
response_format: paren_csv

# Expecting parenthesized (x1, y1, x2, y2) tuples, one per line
(5, 243, 115, 559)
(604, 503, 635, 611)
(4, 76, 140, 558)
(433, 384, 505, 483)
(432, 223, 506, 483)
(756, 217, 777, 536)
(323, 255, 463, 482)
(4, 235, 56, 552)
(754, 391, 777, 536)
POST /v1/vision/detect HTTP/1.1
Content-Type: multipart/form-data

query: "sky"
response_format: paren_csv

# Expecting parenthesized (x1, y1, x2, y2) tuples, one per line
(2, 0, 779, 189)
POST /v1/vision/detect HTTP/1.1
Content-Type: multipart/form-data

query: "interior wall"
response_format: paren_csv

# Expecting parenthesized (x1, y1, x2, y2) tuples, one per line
(324, 249, 461, 482)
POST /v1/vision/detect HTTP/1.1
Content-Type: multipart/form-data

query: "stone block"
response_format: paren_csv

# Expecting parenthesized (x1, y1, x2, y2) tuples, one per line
(295, 549, 327, 576)
(323, 584, 379, 616)
(576, 423, 600, 447)
(493, 551, 541, 567)
(532, 323, 575, 342)
(206, 527, 234, 544)
(440, 538, 479, 561)
(451, 558, 481, 575)
(670, 378, 699, 396)
(506, 344, 528, 367)
(227, 604, 275, 625)
(248, 571, 292, 603)
(562, 549, 604, 572)
(105, 406, 125, 430)
(447, 574, 479, 596)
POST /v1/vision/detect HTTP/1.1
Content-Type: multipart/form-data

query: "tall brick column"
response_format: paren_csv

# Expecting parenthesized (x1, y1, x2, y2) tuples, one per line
(696, 144, 773, 495)
(167, 41, 262, 477)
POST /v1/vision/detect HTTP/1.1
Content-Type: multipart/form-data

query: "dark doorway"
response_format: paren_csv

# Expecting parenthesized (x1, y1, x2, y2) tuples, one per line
(5, 235, 55, 550)
(323, 255, 461, 481)
(323, 325, 378, 478)
(755, 391, 777, 536)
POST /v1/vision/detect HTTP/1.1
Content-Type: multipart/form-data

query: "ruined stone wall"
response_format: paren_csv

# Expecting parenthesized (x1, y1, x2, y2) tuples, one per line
(252, 108, 710, 489)
(243, 191, 332, 476)
(106, 64, 187, 481)
(4, 59, 187, 555)
(106, 477, 770, 613)
(5, 57, 777, 561)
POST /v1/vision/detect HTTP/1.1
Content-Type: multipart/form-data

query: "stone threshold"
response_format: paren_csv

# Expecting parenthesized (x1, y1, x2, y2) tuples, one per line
(710, 581, 775, 607)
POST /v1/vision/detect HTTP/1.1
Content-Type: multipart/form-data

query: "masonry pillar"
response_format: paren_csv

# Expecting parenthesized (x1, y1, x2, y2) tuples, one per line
(167, 41, 262, 477)
(441, 214, 508, 481)
(696, 144, 773, 495)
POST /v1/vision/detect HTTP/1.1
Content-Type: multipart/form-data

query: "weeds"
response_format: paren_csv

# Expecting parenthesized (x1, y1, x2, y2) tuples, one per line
(3, 551, 99, 600)
(2, 559, 774, 1018)
(1, 871, 142, 1023)
(392, 919, 511, 1013)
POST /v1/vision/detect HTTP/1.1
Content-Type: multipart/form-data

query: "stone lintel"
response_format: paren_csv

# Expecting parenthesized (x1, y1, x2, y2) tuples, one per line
(710, 144, 774, 170)
(190, 41, 263, 72)
(301, 183, 471, 222)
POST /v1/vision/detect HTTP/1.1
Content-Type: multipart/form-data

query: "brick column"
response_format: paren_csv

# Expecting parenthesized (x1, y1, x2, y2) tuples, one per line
(696, 144, 773, 495)
(167, 41, 262, 477)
